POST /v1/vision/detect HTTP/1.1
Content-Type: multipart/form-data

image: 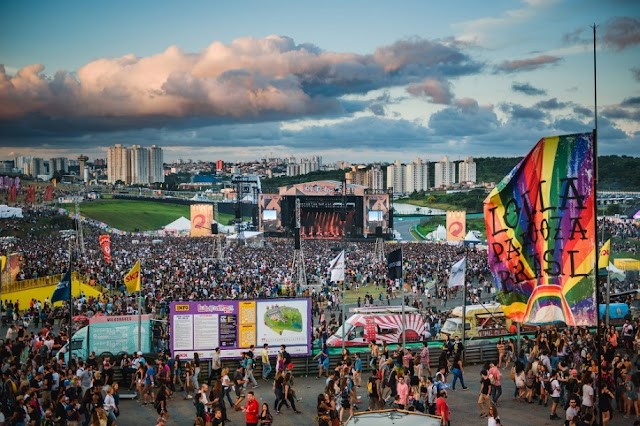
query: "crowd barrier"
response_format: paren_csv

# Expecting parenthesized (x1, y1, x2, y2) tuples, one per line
(2, 272, 108, 295)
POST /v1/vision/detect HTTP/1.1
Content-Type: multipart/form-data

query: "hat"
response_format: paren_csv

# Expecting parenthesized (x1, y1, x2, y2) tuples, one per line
(137, 351, 143, 356)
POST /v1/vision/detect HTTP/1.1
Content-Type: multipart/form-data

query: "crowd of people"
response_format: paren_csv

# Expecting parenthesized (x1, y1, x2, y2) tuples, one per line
(0, 206, 639, 425)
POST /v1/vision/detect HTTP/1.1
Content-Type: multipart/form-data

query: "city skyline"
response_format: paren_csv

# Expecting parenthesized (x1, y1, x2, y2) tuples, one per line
(1, 1, 639, 163)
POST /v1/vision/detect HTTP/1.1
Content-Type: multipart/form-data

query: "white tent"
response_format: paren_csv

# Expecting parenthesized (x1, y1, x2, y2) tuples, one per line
(163, 216, 191, 233)
(345, 410, 441, 426)
(607, 262, 626, 281)
(226, 231, 263, 240)
(0, 205, 23, 218)
(463, 230, 481, 246)
(428, 224, 447, 241)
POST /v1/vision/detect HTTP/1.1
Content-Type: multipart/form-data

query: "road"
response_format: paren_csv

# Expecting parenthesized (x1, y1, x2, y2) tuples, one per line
(392, 217, 421, 241)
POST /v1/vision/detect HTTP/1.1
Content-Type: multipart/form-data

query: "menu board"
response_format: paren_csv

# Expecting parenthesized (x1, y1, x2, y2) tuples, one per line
(219, 315, 237, 347)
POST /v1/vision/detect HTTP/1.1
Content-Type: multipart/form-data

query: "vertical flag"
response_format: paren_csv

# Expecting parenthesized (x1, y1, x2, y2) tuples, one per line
(484, 132, 596, 326)
(51, 270, 72, 304)
(387, 248, 403, 280)
(44, 185, 54, 202)
(448, 257, 466, 288)
(598, 239, 611, 270)
(99, 235, 112, 263)
(26, 186, 36, 204)
(446, 211, 466, 241)
(124, 260, 141, 292)
(329, 250, 345, 282)
(52, 178, 57, 187)
(8, 185, 16, 203)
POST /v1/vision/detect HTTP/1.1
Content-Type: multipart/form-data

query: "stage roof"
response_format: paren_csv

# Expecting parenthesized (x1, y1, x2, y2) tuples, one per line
(279, 180, 367, 197)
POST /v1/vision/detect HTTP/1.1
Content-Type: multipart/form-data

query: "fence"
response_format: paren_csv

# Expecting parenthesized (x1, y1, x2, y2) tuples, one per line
(2, 271, 108, 295)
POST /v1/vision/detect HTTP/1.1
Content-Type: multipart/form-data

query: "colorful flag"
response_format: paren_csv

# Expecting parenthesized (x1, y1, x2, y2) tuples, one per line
(387, 248, 403, 280)
(51, 270, 71, 304)
(446, 211, 466, 241)
(484, 132, 596, 326)
(448, 257, 466, 288)
(598, 239, 610, 270)
(124, 260, 141, 292)
(329, 250, 345, 282)
(99, 235, 112, 263)
(26, 185, 36, 204)
(8, 185, 16, 203)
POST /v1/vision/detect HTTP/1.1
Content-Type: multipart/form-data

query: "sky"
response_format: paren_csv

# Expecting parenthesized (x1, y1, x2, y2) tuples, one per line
(0, 0, 639, 164)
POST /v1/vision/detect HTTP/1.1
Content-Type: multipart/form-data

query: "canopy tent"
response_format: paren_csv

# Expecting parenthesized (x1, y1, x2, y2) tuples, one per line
(607, 262, 626, 281)
(163, 216, 191, 234)
(0, 205, 23, 218)
(345, 410, 441, 426)
(463, 230, 481, 246)
(226, 231, 263, 240)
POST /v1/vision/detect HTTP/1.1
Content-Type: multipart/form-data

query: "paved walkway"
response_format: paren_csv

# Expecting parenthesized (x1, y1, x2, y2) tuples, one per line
(117, 363, 632, 426)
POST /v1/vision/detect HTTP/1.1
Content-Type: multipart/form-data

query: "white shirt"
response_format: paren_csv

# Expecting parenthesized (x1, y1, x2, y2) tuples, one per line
(582, 384, 594, 407)
(551, 379, 561, 398)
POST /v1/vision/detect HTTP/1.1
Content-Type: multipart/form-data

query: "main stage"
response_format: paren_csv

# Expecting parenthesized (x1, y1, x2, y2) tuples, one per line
(258, 180, 391, 239)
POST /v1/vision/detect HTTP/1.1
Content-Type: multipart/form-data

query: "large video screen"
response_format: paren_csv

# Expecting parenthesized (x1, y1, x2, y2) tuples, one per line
(368, 210, 383, 222)
(262, 209, 277, 221)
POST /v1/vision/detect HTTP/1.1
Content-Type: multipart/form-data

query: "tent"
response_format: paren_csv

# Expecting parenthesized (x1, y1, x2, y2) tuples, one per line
(428, 225, 447, 241)
(607, 262, 626, 281)
(163, 216, 191, 234)
(463, 230, 481, 247)
(345, 410, 441, 426)
(0, 205, 23, 218)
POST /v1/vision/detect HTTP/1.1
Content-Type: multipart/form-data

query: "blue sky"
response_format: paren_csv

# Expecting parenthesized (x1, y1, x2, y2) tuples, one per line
(0, 0, 638, 163)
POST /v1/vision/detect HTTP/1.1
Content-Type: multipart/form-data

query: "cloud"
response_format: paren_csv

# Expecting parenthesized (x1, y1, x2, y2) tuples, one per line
(406, 78, 453, 104)
(573, 106, 592, 117)
(534, 98, 567, 109)
(633, 67, 640, 82)
(602, 17, 640, 50)
(512, 82, 547, 96)
(602, 107, 640, 121)
(495, 55, 561, 73)
(500, 103, 547, 120)
(428, 100, 500, 136)
(620, 96, 640, 107)
(0, 35, 482, 137)
(562, 28, 589, 46)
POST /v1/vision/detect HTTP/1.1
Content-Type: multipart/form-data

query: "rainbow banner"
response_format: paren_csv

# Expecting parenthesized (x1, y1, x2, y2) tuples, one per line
(484, 133, 596, 326)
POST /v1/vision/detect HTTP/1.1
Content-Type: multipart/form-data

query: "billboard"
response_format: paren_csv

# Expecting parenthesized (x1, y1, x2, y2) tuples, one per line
(170, 298, 311, 359)
(88, 314, 151, 355)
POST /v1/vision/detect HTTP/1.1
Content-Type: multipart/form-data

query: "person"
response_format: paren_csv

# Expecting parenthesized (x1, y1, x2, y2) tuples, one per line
(234, 365, 247, 410)
(104, 385, 118, 426)
(259, 402, 273, 426)
(317, 393, 332, 426)
(353, 353, 362, 387)
(155, 383, 170, 420)
(221, 368, 234, 406)
(210, 379, 229, 423)
(450, 351, 468, 390)
(242, 391, 260, 426)
(478, 369, 492, 418)
(487, 405, 501, 426)
(435, 390, 450, 426)
(261, 344, 272, 381)
(488, 361, 502, 405)
(396, 375, 409, 410)
(314, 344, 330, 379)
(367, 369, 382, 411)
(184, 361, 195, 400)
(549, 369, 562, 420)
(565, 398, 580, 424)
(496, 338, 506, 369)
(599, 383, 614, 425)
(338, 377, 352, 424)
(194, 392, 206, 425)
(211, 407, 225, 426)
(277, 372, 300, 414)
(209, 348, 222, 386)
(244, 351, 259, 389)
(420, 341, 432, 377)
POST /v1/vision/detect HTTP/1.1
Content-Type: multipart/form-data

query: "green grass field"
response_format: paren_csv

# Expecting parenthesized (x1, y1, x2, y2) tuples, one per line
(68, 200, 235, 232)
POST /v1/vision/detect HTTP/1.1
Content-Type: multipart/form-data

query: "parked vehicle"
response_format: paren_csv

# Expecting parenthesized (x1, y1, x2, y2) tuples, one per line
(439, 302, 509, 340)
(326, 306, 425, 347)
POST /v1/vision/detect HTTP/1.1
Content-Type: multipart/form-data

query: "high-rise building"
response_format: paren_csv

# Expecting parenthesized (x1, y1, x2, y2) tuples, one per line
(458, 156, 477, 184)
(129, 145, 150, 185)
(404, 158, 429, 194)
(15, 156, 31, 174)
(107, 144, 130, 183)
(26, 158, 46, 177)
(286, 163, 301, 176)
(49, 157, 69, 174)
(216, 160, 224, 171)
(386, 160, 404, 194)
(149, 145, 164, 183)
(345, 166, 367, 186)
(367, 165, 384, 191)
(434, 156, 456, 188)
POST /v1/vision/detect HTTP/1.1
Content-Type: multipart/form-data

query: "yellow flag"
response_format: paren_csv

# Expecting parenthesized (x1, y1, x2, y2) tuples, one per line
(52, 178, 57, 187)
(124, 260, 141, 292)
(598, 239, 611, 270)
(1, 255, 5, 272)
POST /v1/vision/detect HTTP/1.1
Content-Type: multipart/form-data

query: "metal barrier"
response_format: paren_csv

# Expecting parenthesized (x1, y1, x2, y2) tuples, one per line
(2, 272, 108, 296)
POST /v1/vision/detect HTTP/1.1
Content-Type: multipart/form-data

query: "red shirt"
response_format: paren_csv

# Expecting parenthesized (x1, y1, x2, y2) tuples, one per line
(436, 396, 450, 423)
(244, 398, 259, 424)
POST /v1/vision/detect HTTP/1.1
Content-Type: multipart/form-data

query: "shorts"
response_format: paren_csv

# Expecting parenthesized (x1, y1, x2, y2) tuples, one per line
(552, 397, 560, 404)
(478, 393, 490, 404)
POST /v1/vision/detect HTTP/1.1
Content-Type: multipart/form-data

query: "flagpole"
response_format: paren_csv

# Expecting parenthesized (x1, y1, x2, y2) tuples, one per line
(401, 248, 406, 349)
(138, 289, 142, 353)
(342, 251, 346, 352)
(462, 273, 467, 362)
(591, 22, 604, 426)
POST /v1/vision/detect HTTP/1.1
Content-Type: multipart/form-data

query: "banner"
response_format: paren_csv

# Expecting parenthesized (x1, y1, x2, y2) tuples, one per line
(387, 248, 402, 280)
(8, 185, 16, 203)
(190, 204, 213, 237)
(99, 235, 112, 263)
(446, 211, 466, 241)
(123, 260, 141, 293)
(26, 186, 36, 204)
(484, 132, 596, 326)
(51, 269, 71, 304)
(44, 185, 54, 202)
(7, 252, 19, 283)
(448, 257, 466, 288)
(329, 250, 345, 282)
(598, 239, 610, 270)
